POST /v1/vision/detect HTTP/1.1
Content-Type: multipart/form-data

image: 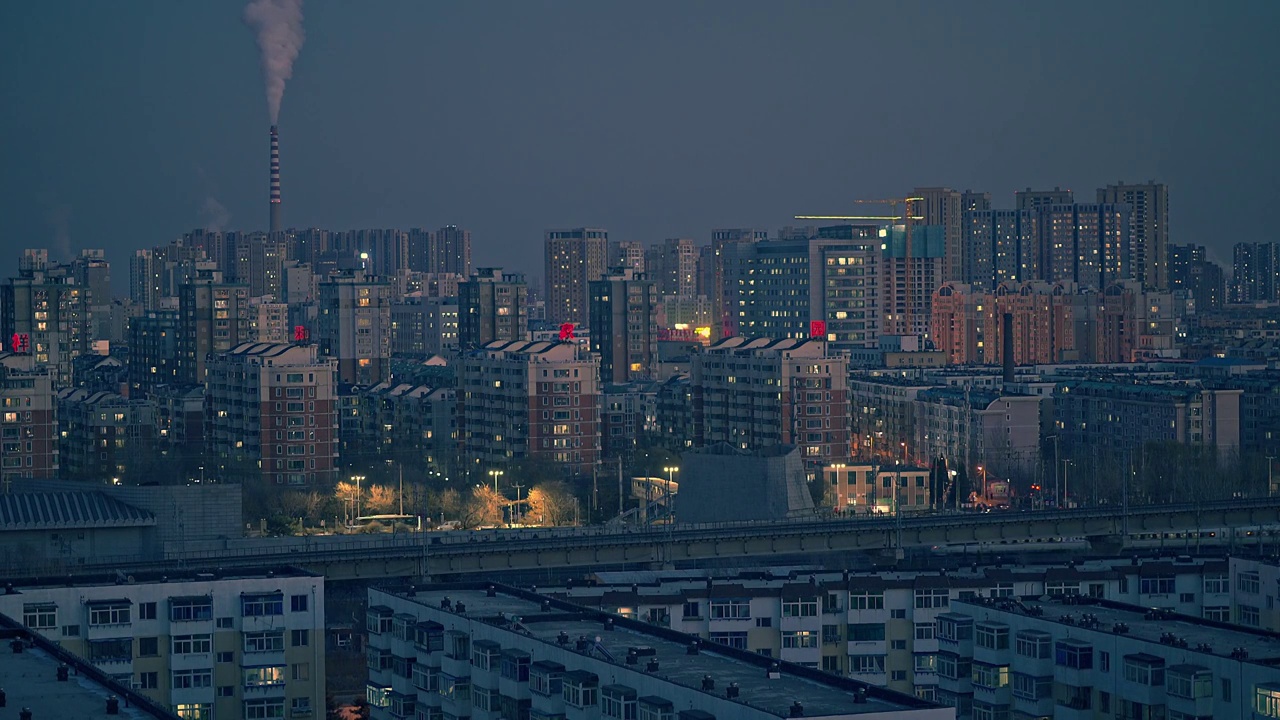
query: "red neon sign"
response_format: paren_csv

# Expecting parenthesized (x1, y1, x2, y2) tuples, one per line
(9, 333, 29, 353)
(293, 325, 309, 342)
(809, 320, 827, 338)
(559, 323, 576, 341)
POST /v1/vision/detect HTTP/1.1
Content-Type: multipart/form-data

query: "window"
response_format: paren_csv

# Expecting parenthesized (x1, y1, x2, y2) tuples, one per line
(971, 662, 1009, 689)
(782, 598, 818, 617)
(22, 603, 56, 630)
(850, 654, 886, 673)
(915, 622, 936, 640)
(1140, 576, 1175, 595)
(242, 594, 283, 617)
(290, 699, 312, 718)
(891, 639, 907, 650)
(367, 647, 391, 672)
(88, 602, 131, 626)
(500, 651, 530, 682)
(1045, 581, 1078, 596)
(1123, 655, 1165, 686)
(681, 601, 700, 618)
(138, 671, 158, 689)
(1255, 683, 1280, 718)
(244, 631, 285, 653)
(170, 598, 212, 622)
(709, 599, 750, 619)
(600, 687, 637, 720)
(709, 632, 748, 649)
(1238, 572, 1261, 594)
(62, 625, 79, 637)
(1055, 641, 1092, 669)
(412, 664, 438, 693)
(891, 670, 907, 681)
(937, 616, 973, 642)
(975, 623, 1009, 650)
(937, 653, 970, 681)
(891, 608, 906, 619)
(291, 594, 308, 612)
(756, 617, 772, 628)
(139, 602, 157, 620)
(243, 665, 286, 687)
(1167, 668, 1212, 700)
(849, 591, 884, 610)
(138, 637, 159, 657)
(87, 638, 132, 663)
(1015, 631, 1050, 659)
(782, 631, 818, 648)
(848, 623, 885, 642)
(471, 685, 500, 712)
(563, 677, 598, 709)
(292, 663, 310, 681)
(1240, 604, 1261, 626)
(1204, 575, 1229, 594)
(291, 629, 310, 647)
(1203, 606, 1230, 622)
(243, 699, 285, 719)
(1011, 673, 1053, 700)
(915, 589, 949, 609)
(172, 668, 213, 689)
(217, 617, 233, 629)
(1055, 683, 1092, 710)
(174, 704, 211, 720)
(217, 651, 234, 663)
(914, 653, 936, 672)
(173, 634, 212, 655)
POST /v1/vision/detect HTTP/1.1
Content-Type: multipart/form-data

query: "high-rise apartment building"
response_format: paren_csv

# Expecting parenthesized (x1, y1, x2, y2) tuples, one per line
(690, 337, 850, 464)
(206, 342, 338, 487)
(317, 270, 392, 385)
(177, 278, 252, 385)
(459, 340, 600, 470)
(392, 296, 459, 356)
(709, 227, 767, 338)
(727, 226, 880, 349)
(1098, 180, 1169, 289)
(961, 209, 1038, 290)
(1170, 243, 1226, 312)
(607, 240, 645, 274)
(0, 567, 326, 720)
(1231, 242, 1279, 304)
(914, 187, 964, 282)
(2, 250, 92, 386)
(588, 268, 658, 383)
(1037, 203, 1131, 289)
(56, 388, 153, 480)
(544, 228, 608, 327)
(458, 268, 528, 350)
(0, 352, 57, 481)
(881, 224, 946, 338)
(645, 238, 697, 298)
(1014, 186, 1073, 211)
(431, 225, 472, 276)
(128, 311, 181, 395)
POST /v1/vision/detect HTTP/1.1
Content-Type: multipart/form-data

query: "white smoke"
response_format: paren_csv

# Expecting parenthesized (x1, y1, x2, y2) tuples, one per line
(243, 0, 306, 124)
(200, 197, 232, 232)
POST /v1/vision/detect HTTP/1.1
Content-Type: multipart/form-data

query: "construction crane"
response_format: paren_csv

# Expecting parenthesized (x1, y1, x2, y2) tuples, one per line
(796, 197, 925, 336)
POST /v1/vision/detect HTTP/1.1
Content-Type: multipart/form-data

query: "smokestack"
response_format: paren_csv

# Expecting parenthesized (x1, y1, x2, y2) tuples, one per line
(269, 125, 281, 234)
(1002, 312, 1014, 385)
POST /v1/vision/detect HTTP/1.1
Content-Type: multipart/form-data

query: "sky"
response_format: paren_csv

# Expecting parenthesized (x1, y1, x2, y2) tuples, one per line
(2, 0, 1278, 291)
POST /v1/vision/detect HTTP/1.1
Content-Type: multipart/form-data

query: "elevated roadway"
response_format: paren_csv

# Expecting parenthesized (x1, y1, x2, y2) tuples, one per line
(39, 498, 1280, 581)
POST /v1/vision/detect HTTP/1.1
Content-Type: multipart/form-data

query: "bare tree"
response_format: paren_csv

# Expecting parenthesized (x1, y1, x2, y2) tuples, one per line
(526, 481, 574, 526)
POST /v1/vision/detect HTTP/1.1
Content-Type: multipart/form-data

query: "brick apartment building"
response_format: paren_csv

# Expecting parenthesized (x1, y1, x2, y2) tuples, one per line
(0, 352, 57, 481)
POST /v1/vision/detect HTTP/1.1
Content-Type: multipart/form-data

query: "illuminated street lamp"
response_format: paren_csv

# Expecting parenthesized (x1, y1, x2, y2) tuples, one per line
(488, 469, 504, 493)
(663, 466, 679, 521)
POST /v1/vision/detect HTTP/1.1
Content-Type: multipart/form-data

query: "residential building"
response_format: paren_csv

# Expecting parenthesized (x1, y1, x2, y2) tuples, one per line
(727, 226, 881, 349)
(56, 388, 153, 480)
(393, 295, 459, 356)
(0, 352, 58, 481)
(1170, 244, 1226, 314)
(960, 209, 1038, 290)
(1035, 203, 1131, 289)
(1, 249, 92, 385)
(1098, 180, 1170, 289)
(459, 340, 601, 471)
(317, 270, 392, 385)
(364, 583, 948, 720)
(646, 237, 697, 298)
(205, 342, 338, 487)
(880, 224, 946, 338)
(690, 337, 850, 465)
(128, 311, 182, 395)
(177, 278, 252, 385)
(0, 608, 182, 719)
(429, 225, 473, 277)
(1053, 379, 1241, 459)
(347, 381, 457, 469)
(607, 240, 645, 274)
(250, 297, 290, 343)
(0, 567, 325, 720)
(1231, 241, 1279, 304)
(823, 464, 932, 513)
(459, 268, 528, 350)
(600, 381, 657, 458)
(588, 268, 658, 383)
(1014, 186, 1073, 211)
(942, 592, 1278, 720)
(709, 227, 767, 339)
(544, 227, 608, 328)
(913, 186, 963, 283)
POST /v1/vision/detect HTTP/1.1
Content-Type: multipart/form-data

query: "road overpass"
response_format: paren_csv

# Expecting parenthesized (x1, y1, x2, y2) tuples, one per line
(20, 498, 1280, 581)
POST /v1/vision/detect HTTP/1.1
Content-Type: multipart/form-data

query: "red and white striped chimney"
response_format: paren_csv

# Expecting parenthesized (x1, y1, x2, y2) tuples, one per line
(269, 125, 282, 234)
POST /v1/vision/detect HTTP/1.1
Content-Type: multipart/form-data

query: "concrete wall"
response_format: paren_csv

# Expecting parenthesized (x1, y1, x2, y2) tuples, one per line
(679, 445, 815, 524)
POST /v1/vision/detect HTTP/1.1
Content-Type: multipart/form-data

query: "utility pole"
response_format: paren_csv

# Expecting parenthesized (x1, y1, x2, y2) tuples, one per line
(512, 482, 524, 525)
(1061, 460, 1069, 509)
(1268, 456, 1276, 497)
(398, 462, 404, 517)
(1052, 435, 1060, 508)
(618, 457, 624, 518)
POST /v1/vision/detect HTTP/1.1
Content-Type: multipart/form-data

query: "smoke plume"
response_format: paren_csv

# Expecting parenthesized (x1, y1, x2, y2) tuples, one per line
(200, 197, 232, 232)
(243, 0, 306, 124)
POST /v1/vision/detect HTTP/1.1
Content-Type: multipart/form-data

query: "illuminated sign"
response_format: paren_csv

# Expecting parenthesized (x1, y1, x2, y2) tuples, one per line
(9, 333, 29, 353)
(559, 323, 576, 341)
(293, 325, 309, 342)
(809, 321, 827, 338)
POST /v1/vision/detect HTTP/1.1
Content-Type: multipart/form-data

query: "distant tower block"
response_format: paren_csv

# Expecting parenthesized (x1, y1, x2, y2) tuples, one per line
(269, 125, 282, 234)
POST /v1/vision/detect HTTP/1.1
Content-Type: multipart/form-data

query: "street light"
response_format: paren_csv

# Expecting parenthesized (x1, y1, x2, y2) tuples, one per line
(488, 469, 504, 493)
(831, 463, 846, 511)
(977, 465, 987, 502)
(353, 475, 366, 520)
(663, 466, 679, 523)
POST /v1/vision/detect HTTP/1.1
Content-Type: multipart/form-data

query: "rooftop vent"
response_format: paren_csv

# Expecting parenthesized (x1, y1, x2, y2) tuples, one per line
(701, 675, 715, 691)
(726, 682, 740, 699)
(790, 700, 805, 717)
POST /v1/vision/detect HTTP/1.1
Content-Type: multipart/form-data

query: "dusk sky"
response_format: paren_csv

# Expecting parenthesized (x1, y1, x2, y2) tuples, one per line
(2, 0, 1277, 289)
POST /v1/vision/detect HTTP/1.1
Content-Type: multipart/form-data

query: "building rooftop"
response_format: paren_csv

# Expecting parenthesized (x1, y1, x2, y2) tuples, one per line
(956, 595, 1280, 665)
(1, 565, 318, 593)
(0, 491, 155, 531)
(0, 612, 180, 719)
(388, 583, 943, 718)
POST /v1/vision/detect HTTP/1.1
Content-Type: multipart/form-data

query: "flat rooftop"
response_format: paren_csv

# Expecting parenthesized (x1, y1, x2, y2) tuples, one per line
(0, 615, 178, 719)
(957, 595, 1280, 664)
(391, 583, 942, 718)
(3, 565, 318, 593)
